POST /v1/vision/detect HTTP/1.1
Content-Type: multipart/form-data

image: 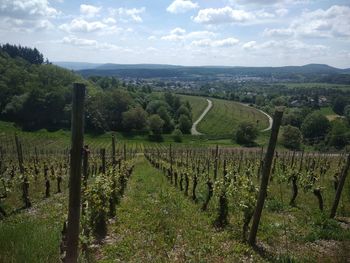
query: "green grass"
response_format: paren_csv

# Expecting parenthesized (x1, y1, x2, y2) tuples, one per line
(197, 98, 269, 136)
(283, 83, 350, 91)
(177, 94, 208, 121)
(0, 193, 67, 263)
(97, 157, 265, 262)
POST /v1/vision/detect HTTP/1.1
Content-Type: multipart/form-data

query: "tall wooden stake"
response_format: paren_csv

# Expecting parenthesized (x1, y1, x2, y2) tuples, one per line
(330, 153, 350, 218)
(65, 83, 85, 263)
(248, 108, 283, 246)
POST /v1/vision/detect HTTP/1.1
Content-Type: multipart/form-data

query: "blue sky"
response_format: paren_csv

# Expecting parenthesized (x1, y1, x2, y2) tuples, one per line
(0, 0, 349, 67)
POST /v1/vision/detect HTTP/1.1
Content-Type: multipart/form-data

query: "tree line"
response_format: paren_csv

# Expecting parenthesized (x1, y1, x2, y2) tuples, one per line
(0, 44, 193, 139)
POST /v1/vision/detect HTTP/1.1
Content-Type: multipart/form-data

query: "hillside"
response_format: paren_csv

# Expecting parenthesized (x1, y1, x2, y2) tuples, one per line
(75, 63, 350, 84)
(195, 98, 269, 136)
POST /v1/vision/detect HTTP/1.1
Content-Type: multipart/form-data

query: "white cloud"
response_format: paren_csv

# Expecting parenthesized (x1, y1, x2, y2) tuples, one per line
(61, 36, 120, 50)
(242, 41, 257, 49)
(109, 7, 145, 22)
(148, 36, 156, 40)
(103, 17, 116, 24)
(276, 8, 288, 16)
(60, 18, 107, 33)
(291, 5, 350, 38)
(192, 6, 274, 24)
(80, 4, 101, 18)
(263, 28, 293, 37)
(242, 39, 327, 55)
(167, 0, 199, 14)
(0, 0, 58, 19)
(0, 0, 58, 31)
(191, 37, 239, 47)
(161, 28, 215, 42)
(264, 5, 350, 39)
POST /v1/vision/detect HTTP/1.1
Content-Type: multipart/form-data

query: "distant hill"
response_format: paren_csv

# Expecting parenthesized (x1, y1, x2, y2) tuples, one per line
(53, 61, 102, 71)
(95, 63, 183, 70)
(75, 63, 350, 84)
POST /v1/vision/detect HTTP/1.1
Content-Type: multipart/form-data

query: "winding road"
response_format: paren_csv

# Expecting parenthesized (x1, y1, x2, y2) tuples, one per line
(191, 98, 273, 135)
(191, 99, 212, 135)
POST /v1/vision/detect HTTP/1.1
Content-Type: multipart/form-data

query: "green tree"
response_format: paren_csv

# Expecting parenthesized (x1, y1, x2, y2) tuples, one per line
(332, 96, 348, 115)
(178, 114, 192, 134)
(177, 105, 191, 120)
(280, 125, 302, 150)
(235, 122, 258, 145)
(301, 111, 330, 141)
(172, 129, 183, 143)
(344, 105, 350, 124)
(148, 114, 164, 135)
(326, 119, 350, 149)
(122, 107, 148, 132)
(157, 106, 174, 133)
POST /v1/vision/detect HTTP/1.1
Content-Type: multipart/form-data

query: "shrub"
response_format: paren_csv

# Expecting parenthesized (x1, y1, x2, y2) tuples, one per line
(172, 129, 183, 143)
(280, 125, 302, 150)
(235, 121, 258, 145)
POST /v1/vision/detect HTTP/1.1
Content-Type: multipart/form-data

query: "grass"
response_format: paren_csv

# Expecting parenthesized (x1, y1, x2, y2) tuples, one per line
(96, 157, 265, 262)
(177, 94, 208, 121)
(282, 83, 350, 91)
(0, 193, 67, 263)
(319, 107, 341, 121)
(197, 98, 270, 136)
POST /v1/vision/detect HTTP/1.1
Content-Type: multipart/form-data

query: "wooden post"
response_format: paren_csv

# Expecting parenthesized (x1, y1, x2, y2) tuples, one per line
(248, 108, 283, 246)
(65, 83, 85, 263)
(112, 134, 116, 167)
(214, 145, 219, 181)
(100, 148, 106, 174)
(123, 143, 126, 162)
(330, 153, 350, 218)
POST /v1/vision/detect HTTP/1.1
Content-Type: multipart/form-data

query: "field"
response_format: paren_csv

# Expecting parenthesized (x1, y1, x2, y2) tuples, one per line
(177, 94, 208, 121)
(2, 139, 350, 262)
(283, 83, 350, 91)
(196, 98, 270, 136)
(0, 94, 349, 263)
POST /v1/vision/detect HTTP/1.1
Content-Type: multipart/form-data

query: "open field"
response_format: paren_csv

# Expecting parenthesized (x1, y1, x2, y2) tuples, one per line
(282, 83, 350, 91)
(177, 94, 208, 121)
(196, 98, 270, 136)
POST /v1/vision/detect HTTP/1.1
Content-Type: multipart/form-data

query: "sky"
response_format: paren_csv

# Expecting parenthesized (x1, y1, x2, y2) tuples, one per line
(0, 0, 350, 68)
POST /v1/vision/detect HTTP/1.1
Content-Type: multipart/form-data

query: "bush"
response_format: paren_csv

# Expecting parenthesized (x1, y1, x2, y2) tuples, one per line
(122, 107, 148, 132)
(172, 129, 183, 143)
(280, 125, 302, 150)
(326, 119, 350, 149)
(178, 114, 192, 134)
(235, 122, 258, 145)
(332, 96, 348, 115)
(301, 111, 330, 142)
(148, 114, 164, 135)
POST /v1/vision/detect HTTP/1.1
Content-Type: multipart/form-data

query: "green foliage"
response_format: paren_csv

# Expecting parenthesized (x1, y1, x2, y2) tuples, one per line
(0, 43, 44, 64)
(306, 213, 350, 241)
(157, 106, 174, 133)
(172, 128, 183, 142)
(326, 119, 350, 149)
(344, 105, 350, 124)
(332, 96, 348, 115)
(122, 107, 148, 132)
(148, 114, 164, 135)
(301, 111, 330, 141)
(281, 125, 302, 150)
(178, 114, 192, 134)
(235, 121, 258, 145)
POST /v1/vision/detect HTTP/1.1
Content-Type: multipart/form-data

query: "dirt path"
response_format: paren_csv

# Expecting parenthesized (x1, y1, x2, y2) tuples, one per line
(238, 103, 273, 132)
(191, 99, 212, 135)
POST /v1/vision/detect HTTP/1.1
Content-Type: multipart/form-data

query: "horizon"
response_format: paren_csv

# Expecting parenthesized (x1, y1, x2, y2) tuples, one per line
(53, 61, 350, 70)
(1, 0, 350, 68)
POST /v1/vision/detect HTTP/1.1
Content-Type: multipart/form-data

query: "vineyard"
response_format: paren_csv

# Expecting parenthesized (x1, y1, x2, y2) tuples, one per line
(1, 85, 350, 263)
